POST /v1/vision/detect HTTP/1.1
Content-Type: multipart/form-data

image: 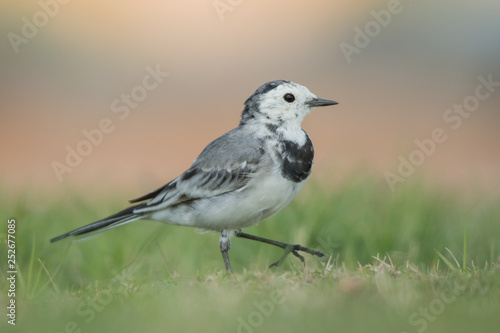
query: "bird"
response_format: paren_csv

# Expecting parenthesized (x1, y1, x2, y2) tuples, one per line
(51, 80, 338, 272)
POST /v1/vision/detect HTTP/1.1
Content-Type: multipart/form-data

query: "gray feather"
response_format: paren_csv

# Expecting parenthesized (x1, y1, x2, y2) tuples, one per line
(133, 127, 264, 213)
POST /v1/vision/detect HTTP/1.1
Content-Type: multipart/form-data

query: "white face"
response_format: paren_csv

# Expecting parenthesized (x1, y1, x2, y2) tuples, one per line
(258, 82, 319, 125)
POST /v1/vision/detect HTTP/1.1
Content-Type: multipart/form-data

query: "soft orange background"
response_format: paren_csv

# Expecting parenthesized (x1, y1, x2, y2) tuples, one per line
(1, 0, 499, 197)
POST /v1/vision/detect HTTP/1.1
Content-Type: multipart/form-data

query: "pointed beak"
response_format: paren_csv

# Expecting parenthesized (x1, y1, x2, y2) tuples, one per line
(306, 98, 339, 108)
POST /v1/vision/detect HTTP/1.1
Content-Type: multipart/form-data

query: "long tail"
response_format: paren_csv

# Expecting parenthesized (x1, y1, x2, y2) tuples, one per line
(50, 203, 145, 243)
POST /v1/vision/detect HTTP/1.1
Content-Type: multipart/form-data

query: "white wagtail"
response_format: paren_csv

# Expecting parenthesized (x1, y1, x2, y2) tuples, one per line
(51, 80, 338, 272)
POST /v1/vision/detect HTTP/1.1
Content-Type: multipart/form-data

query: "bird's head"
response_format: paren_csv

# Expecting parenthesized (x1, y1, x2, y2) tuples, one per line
(240, 80, 338, 131)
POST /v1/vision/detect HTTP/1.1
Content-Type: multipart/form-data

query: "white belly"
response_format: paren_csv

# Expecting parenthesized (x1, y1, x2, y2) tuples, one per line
(149, 170, 308, 231)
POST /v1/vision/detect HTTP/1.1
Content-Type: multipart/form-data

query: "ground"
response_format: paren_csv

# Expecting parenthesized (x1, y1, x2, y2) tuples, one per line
(1, 177, 499, 333)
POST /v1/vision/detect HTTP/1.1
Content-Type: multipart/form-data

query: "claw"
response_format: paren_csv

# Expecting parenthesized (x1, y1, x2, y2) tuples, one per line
(269, 244, 309, 268)
(269, 244, 295, 268)
(291, 250, 305, 264)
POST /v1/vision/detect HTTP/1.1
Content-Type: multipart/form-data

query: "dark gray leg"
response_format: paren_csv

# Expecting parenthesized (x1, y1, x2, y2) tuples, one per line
(235, 230, 325, 268)
(219, 230, 232, 273)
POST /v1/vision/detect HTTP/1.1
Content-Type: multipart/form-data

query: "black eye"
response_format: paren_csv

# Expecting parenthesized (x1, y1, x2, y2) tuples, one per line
(283, 93, 295, 103)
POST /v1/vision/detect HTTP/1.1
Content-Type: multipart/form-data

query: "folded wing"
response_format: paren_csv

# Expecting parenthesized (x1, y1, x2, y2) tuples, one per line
(131, 128, 264, 213)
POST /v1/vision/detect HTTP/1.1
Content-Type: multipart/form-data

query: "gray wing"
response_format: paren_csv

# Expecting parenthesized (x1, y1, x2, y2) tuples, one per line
(131, 128, 264, 213)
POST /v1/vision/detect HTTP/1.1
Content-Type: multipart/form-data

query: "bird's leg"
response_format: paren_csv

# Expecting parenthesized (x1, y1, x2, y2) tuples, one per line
(234, 230, 325, 268)
(219, 230, 232, 273)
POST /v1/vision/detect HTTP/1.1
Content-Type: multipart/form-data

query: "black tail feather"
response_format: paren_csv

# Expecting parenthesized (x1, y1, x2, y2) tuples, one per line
(50, 203, 144, 243)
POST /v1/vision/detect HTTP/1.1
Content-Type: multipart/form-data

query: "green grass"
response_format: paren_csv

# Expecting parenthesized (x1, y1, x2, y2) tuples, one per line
(1, 176, 500, 333)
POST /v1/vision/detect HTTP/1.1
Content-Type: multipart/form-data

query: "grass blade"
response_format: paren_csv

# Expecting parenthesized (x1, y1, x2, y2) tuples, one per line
(445, 247, 461, 270)
(435, 249, 457, 273)
(463, 226, 467, 271)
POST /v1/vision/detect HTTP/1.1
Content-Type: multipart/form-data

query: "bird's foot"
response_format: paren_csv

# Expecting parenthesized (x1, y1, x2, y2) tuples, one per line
(269, 243, 325, 268)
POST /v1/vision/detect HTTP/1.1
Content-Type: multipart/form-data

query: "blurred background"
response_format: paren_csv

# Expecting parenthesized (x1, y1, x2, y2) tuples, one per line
(1, 0, 499, 197)
(1, 2, 500, 332)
